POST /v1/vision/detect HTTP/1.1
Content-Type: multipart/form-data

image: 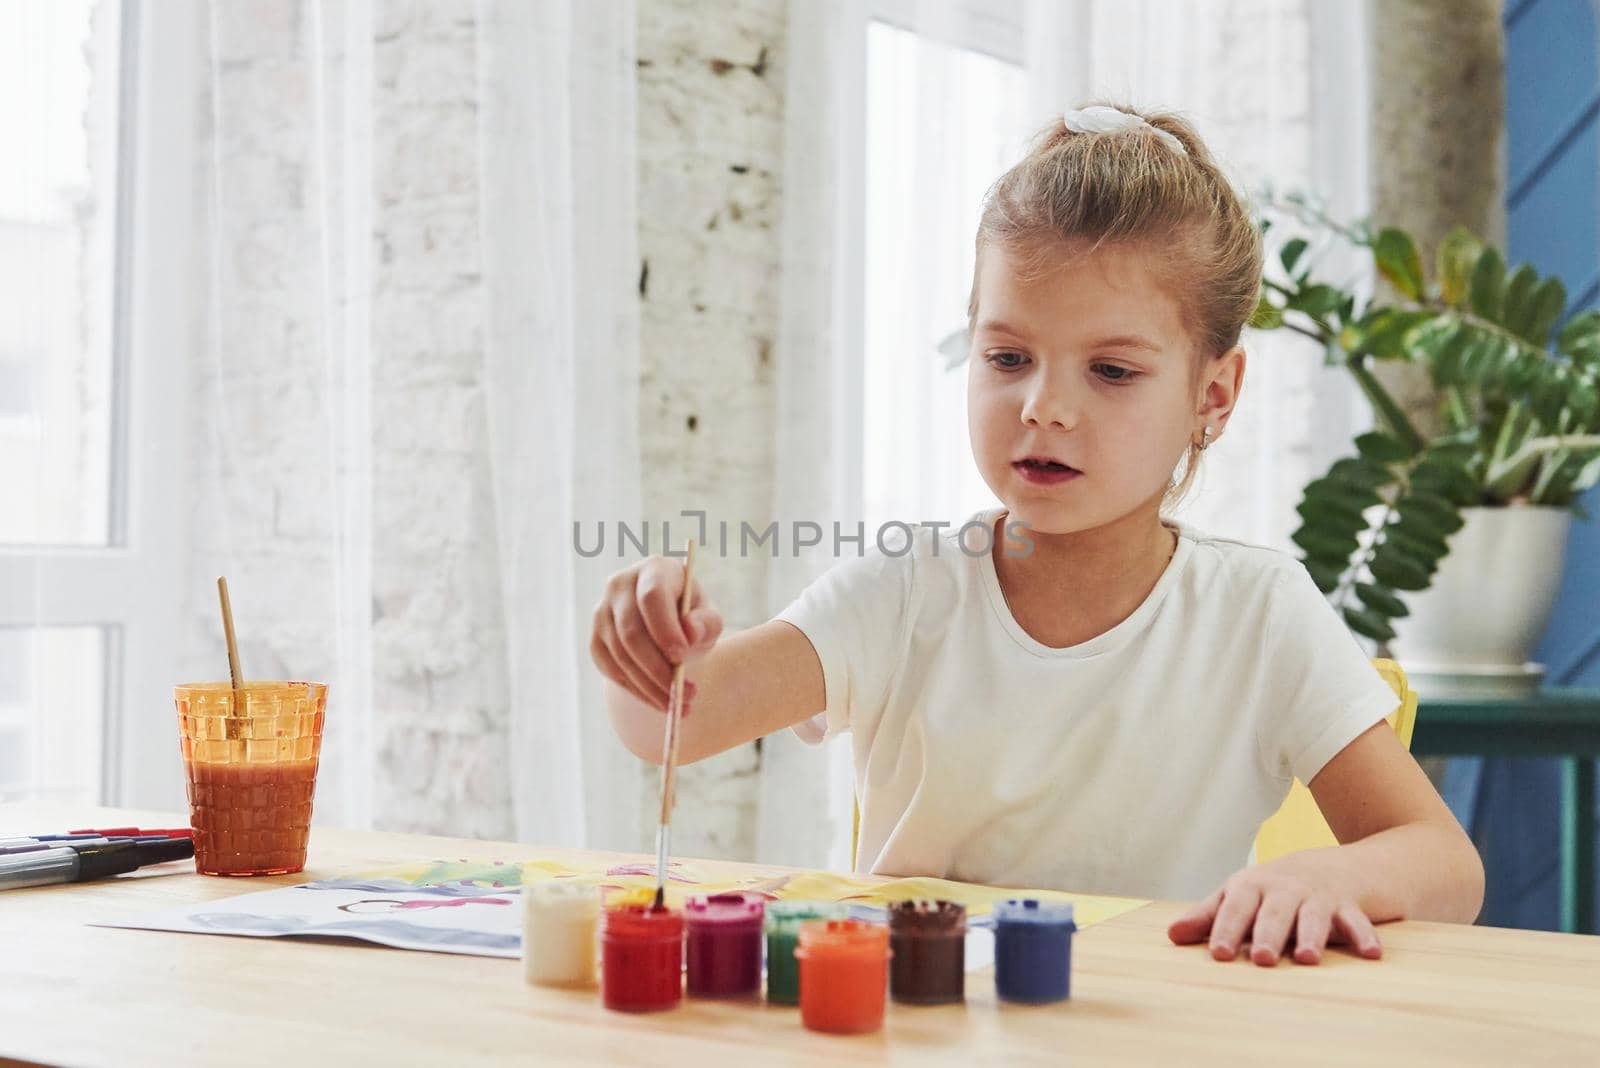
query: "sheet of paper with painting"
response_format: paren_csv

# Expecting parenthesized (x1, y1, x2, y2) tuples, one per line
(96, 855, 1148, 965)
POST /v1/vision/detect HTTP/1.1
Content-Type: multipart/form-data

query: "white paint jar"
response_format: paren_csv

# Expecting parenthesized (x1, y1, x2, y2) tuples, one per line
(523, 882, 600, 987)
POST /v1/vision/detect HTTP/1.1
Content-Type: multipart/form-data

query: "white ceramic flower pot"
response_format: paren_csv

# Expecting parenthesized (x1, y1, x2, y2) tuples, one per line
(1390, 505, 1572, 695)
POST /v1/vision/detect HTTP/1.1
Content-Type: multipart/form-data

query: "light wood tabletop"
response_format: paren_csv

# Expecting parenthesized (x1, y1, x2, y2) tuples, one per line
(2, 804, 1598, 1066)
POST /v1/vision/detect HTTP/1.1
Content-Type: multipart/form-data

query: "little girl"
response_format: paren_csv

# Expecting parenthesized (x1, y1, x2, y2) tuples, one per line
(592, 104, 1484, 967)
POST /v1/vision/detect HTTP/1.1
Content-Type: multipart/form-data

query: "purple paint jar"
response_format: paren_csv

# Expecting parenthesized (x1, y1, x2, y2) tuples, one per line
(684, 891, 765, 997)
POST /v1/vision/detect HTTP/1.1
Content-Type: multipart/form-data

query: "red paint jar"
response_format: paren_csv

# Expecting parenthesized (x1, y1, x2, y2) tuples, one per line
(684, 892, 765, 998)
(795, 919, 891, 1034)
(599, 904, 684, 1013)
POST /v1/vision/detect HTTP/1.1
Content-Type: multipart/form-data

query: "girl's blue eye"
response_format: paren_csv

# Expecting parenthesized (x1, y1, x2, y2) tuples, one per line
(986, 352, 1028, 370)
(1094, 363, 1141, 384)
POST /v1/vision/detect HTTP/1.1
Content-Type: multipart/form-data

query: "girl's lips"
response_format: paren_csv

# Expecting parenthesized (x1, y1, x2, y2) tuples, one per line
(1012, 460, 1081, 485)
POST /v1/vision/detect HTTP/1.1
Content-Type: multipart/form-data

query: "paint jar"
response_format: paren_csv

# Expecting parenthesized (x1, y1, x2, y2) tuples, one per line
(764, 901, 844, 1005)
(889, 899, 965, 1005)
(993, 899, 1075, 1004)
(684, 892, 765, 997)
(794, 919, 891, 1034)
(599, 903, 684, 1012)
(523, 883, 599, 988)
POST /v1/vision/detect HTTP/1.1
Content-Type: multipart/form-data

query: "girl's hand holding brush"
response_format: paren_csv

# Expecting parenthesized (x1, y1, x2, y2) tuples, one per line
(592, 554, 724, 714)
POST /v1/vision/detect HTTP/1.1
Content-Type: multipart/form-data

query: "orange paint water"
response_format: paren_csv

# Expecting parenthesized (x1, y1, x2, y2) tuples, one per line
(175, 680, 326, 877)
(186, 759, 319, 875)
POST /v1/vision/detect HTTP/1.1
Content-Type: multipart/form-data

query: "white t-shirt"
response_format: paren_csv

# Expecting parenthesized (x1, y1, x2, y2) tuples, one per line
(775, 508, 1399, 902)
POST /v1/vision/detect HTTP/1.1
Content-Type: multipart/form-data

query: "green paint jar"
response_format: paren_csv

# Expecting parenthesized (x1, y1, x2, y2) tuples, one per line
(764, 901, 844, 1005)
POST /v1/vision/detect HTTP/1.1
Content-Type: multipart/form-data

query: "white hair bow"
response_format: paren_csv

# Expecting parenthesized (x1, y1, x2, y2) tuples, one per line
(1061, 106, 1187, 156)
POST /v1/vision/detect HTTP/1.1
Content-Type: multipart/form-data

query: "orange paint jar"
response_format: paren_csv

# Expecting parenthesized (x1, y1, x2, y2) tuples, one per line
(794, 919, 891, 1034)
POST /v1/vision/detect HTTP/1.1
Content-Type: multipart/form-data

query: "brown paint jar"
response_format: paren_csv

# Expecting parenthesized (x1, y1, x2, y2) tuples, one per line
(888, 899, 966, 1005)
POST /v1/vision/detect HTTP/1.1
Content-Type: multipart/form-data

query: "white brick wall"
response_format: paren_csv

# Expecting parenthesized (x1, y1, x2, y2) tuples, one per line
(186, 0, 786, 857)
(634, 0, 785, 860)
(369, 0, 512, 838)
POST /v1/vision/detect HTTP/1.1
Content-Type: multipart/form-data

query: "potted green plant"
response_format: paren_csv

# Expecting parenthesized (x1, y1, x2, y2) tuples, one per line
(1252, 197, 1600, 688)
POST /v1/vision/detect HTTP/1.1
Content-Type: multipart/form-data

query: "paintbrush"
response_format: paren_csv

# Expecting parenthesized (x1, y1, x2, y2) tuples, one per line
(217, 577, 245, 700)
(653, 537, 696, 911)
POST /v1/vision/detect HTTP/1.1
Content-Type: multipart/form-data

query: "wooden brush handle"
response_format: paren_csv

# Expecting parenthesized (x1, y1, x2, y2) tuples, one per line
(658, 539, 696, 821)
(217, 577, 245, 694)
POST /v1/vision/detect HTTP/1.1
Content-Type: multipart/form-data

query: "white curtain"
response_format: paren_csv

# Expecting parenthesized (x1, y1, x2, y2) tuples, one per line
(757, 0, 867, 871)
(478, 0, 644, 850)
(102, 0, 645, 847)
(1072, 0, 1374, 539)
(763, 0, 1374, 869)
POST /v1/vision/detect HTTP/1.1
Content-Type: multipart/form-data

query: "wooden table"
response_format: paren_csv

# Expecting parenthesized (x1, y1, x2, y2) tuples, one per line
(4, 805, 1600, 1066)
(1410, 688, 1600, 934)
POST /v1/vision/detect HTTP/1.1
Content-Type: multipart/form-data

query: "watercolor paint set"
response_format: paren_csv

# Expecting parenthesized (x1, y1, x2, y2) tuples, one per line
(523, 885, 1077, 1034)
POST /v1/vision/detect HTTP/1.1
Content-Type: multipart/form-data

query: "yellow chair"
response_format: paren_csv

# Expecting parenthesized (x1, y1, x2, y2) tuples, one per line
(1253, 657, 1418, 862)
(850, 658, 1418, 871)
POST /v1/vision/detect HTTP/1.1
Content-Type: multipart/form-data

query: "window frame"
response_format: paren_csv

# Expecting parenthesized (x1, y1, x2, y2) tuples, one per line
(0, 0, 199, 807)
(867, 0, 1025, 65)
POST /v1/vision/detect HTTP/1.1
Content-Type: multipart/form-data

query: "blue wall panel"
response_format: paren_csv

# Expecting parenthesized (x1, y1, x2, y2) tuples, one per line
(1449, 0, 1600, 932)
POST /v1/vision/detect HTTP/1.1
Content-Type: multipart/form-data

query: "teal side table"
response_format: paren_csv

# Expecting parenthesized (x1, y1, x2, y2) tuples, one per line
(1410, 690, 1600, 935)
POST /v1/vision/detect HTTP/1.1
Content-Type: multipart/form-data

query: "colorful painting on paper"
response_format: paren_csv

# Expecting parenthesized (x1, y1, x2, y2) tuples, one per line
(98, 856, 1147, 960)
(301, 857, 1146, 928)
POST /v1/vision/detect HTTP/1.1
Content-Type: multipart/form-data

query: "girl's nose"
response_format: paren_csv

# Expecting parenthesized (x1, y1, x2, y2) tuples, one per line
(1020, 382, 1077, 431)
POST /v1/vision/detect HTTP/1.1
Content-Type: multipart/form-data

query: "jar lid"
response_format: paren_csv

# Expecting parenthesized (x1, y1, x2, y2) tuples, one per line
(604, 886, 659, 910)
(889, 898, 966, 934)
(993, 898, 1076, 929)
(601, 902, 684, 940)
(684, 891, 765, 928)
(796, 918, 890, 955)
(765, 900, 845, 933)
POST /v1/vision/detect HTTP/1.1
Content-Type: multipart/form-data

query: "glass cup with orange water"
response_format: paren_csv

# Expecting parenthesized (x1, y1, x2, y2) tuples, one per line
(173, 681, 327, 876)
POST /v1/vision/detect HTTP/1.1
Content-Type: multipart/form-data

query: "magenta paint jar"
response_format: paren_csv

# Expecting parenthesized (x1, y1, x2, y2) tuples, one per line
(683, 891, 765, 997)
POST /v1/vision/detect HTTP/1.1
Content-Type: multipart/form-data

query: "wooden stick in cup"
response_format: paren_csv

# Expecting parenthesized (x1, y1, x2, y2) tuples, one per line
(652, 538, 696, 910)
(217, 577, 245, 696)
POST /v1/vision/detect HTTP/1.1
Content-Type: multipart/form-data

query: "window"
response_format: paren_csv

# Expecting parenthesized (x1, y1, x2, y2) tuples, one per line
(862, 12, 1022, 531)
(0, 628, 106, 802)
(0, 0, 119, 547)
(859, 2, 1374, 551)
(0, 0, 121, 804)
(0, 1, 195, 807)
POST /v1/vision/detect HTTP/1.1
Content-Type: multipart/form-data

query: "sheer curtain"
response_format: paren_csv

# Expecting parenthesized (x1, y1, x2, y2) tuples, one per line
(77, 0, 644, 847)
(763, 0, 1374, 869)
(1076, 0, 1374, 540)
(478, 0, 644, 850)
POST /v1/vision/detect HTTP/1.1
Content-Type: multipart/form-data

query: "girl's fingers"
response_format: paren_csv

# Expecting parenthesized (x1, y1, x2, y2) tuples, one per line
(1333, 905, 1384, 960)
(1208, 885, 1262, 961)
(1167, 888, 1224, 945)
(1293, 899, 1335, 965)
(636, 565, 691, 664)
(611, 593, 677, 692)
(686, 607, 724, 654)
(1249, 891, 1299, 966)
(600, 616, 671, 709)
(592, 630, 667, 710)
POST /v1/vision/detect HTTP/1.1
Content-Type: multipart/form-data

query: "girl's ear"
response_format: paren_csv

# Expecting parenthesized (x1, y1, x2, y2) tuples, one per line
(1196, 345, 1246, 431)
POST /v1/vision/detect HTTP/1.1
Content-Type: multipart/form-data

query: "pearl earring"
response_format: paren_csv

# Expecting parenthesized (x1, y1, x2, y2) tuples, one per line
(1197, 426, 1215, 450)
